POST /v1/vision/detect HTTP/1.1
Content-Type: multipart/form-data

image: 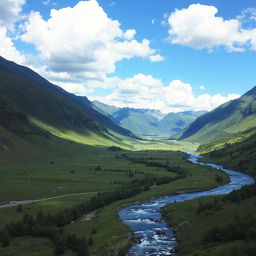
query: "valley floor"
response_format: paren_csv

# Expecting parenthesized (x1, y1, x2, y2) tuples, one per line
(0, 143, 226, 256)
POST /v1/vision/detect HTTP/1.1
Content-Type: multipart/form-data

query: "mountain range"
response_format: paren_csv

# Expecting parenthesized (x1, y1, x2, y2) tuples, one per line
(93, 101, 206, 138)
(1, 56, 256, 155)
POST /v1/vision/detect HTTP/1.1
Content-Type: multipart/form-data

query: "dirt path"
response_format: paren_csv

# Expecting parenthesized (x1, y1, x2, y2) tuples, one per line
(0, 192, 97, 209)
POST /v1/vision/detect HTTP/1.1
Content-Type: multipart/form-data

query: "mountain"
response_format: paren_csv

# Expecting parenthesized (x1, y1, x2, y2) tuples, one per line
(198, 126, 256, 178)
(160, 111, 207, 134)
(92, 101, 120, 116)
(112, 107, 164, 137)
(178, 86, 256, 143)
(93, 101, 206, 138)
(0, 57, 136, 160)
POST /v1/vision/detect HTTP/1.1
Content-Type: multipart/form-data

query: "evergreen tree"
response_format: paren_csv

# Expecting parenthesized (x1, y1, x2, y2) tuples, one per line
(36, 210, 45, 225)
(55, 235, 67, 255)
(1, 229, 11, 247)
(17, 204, 23, 212)
(88, 236, 93, 246)
(77, 237, 89, 256)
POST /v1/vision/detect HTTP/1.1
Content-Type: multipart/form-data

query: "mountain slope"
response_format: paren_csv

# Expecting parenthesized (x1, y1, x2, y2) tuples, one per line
(160, 111, 206, 134)
(111, 108, 163, 137)
(198, 126, 256, 177)
(178, 86, 256, 143)
(0, 98, 103, 164)
(0, 57, 136, 152)
(92, 100, 120, 116)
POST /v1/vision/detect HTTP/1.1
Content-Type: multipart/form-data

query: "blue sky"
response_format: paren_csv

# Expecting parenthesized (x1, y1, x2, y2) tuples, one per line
(0, 0, 256, 112)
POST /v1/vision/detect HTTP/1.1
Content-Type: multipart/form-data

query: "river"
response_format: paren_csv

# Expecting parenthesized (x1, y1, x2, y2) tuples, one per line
(118, 153, 254, 256)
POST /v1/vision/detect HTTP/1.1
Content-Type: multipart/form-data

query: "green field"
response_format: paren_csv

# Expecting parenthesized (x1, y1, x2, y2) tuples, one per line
(66, 162, 228, 256)
(0, 146, 228, 256)
(0, 47, 255, 256)
(161, 135, 256, 256)
(162, 186, 256, 256)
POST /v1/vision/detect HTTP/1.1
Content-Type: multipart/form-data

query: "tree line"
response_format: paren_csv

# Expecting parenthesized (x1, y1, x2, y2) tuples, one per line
(0, 171, 183, 255)
(201, 184, 256, 254)
(121, 154, 187, 178)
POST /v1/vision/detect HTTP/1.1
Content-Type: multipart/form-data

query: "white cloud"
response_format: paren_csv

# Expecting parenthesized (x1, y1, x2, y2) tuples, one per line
(237, 8, 256, 25)
(167, 4, 256, 52)
(109, 2, 116, 7)
(42, 0, 51, 6)
(0, 27, 25, 64)
(124, 29, 136, 40)
(149, 54, 165, 62)
(0, 0, 25, 29)
(89, 74, 240, 113)
(21, 0, 159, 85)
(199, 85, 205, 90)
(55, 81, 92, 96)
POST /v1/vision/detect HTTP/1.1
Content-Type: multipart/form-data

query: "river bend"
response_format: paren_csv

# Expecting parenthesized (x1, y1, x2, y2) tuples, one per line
(118, 153, 254, 256)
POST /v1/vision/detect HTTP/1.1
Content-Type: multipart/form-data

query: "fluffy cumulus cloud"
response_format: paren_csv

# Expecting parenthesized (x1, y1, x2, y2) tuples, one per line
(42, 0, 51, 5)
(0, 27, 25, 63)
(21, 0, 162, 85)
(167, 4, 256, 51)
(149, 54, 165, 62)
(0, 0, 25, 29)
(0, 0, 26, 64)
(89, 74, 240, 113)
(237, 8, 256, 27)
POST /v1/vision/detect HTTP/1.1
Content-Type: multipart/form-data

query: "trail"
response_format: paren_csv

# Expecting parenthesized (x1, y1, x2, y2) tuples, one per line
(0, 192, 97, 209)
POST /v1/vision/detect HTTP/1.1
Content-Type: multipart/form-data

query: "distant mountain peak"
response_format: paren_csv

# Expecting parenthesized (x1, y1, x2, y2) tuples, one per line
(93, 100, 207, 138)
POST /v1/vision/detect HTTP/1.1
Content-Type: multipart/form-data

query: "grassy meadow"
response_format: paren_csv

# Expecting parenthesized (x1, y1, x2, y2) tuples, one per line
(161, 131, 256, 256)
(0, 142, 229, 256)
(162, 187, 256, 256)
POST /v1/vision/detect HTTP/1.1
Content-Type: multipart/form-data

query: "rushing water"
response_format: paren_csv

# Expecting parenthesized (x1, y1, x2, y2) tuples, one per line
(118, 153, 255, 256)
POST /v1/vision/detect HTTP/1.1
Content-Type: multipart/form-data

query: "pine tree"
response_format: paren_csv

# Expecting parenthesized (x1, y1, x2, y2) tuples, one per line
(77, 237, 88, 256)
(1, 229, 11, 247)
(88, 236, 93, 246)
(55, 235, 67, 255)
(17, 204, 23, 212)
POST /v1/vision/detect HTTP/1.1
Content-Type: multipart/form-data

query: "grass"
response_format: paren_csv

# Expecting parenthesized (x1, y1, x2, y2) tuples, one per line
(197, 126, 256, 153)
(64, 151, 228, 256)
(0, 195, 94, 256)
(0, 140, 199, 201)
(0, 237, 59, 256)
(179, 91, 256, 143)
(30, 117, 134, 149)
(199, 127, 256, 178)
(0, 148, 228, 256)
(161, 136, 256, 256)
(130, 139, 199, 151)
(162, 193, 256, 256)
(0, 194, 95, 230)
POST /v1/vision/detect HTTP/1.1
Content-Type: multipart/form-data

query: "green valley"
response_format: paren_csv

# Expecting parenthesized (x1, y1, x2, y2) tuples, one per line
(161, 113, 256, 256)
(0, 56, 255, 256)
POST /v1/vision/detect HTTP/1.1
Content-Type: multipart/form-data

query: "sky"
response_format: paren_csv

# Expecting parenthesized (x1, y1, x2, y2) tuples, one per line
(0, 0, 256, 113)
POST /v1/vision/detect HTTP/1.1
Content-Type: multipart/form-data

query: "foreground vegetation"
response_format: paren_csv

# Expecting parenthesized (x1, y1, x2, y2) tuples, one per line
(0, 147, 228, 255)
(199, 127, 256, 178)
(162, 134, 256, 256)
(162, 183, 256, 256)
